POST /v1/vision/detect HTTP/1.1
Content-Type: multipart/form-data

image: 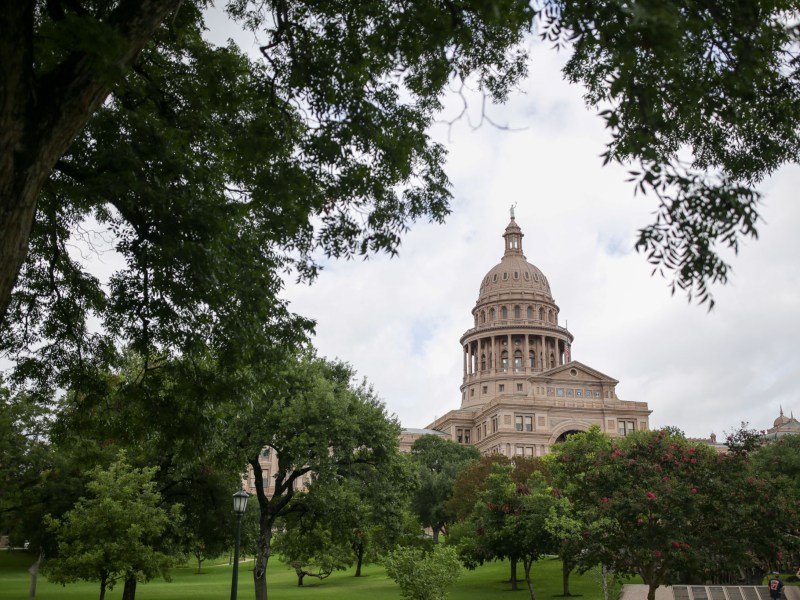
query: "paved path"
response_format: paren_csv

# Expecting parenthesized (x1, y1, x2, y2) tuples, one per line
(622, 584, 800, 600)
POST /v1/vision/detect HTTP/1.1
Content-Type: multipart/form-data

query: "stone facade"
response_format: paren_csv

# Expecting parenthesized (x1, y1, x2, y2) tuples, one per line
(420, 214, 651, 456)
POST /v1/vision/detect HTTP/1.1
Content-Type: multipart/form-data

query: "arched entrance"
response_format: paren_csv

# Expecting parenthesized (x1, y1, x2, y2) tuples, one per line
(554, 429, 585, 444)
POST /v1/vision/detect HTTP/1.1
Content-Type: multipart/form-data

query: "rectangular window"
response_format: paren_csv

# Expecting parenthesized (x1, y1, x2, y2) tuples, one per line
(482, 385, 488, 394)
(483, 423, 487, 437)
(576, 390, 583, 397)
(516, 383, 523, 392)
(499, 384, 505, 392)
(547, 387, 554, 396)
(557, 388, 564, 397)
(524, 416, 533, 432)
(515, 416, 523, 431)
(516, 446, 524, 456)
(566, 389, 574, 397)
(457, 428, 463, 443)
(464, 430, 471, 444)
(618, 420, 636, 436)
(491, 417, 498, 433)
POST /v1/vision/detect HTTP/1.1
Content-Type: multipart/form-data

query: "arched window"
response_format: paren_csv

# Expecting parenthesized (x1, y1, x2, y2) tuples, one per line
(527, 306, 533, 319)
(539, 307, 544, 320)
(501, 306, 508, 319)
(549, 353, 555, 368)
(501, 351, 509, 369)
(491, 308, 496, 321)
(514, 305, 521, 319)
(548, 309, 554, 323)
(514, 350, 523, 369)
(480, 354, 486, 371)
(479, 311, 485, 324)
(529, 352, 535, 369)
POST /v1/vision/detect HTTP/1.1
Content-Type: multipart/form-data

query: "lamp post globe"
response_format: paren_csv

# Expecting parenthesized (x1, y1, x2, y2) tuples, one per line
(230, 489, 249, 600)
(232, 489, 249, 515)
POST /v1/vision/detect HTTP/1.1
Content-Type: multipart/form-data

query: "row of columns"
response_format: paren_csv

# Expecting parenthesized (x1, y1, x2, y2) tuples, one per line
(462, 333, 569, 378)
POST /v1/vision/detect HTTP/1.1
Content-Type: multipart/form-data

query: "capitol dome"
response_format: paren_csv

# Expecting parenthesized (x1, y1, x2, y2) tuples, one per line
(478, 217, 553, 303)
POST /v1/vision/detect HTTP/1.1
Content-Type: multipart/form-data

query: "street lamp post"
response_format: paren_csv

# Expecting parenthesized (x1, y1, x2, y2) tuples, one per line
(230, 489, 249, 600)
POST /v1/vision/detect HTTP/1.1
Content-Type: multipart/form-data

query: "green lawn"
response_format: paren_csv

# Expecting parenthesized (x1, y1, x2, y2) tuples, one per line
(0, 550, 613, 600)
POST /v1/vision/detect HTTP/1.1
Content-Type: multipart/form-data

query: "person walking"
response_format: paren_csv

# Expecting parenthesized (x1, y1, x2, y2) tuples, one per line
(769, 572, 785, 600)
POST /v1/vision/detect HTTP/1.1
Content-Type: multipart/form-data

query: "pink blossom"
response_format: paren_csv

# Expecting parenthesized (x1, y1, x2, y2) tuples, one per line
(654, 550, 662, 558)
(646, 491, 657, 500)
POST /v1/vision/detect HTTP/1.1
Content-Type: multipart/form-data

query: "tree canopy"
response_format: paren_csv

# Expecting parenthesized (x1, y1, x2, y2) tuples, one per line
(228, 354, 404, 600)
(551, 427, 800, 600)
(409, 435, 480, 542)
(2, 0, 798, 362)
(43, 452, 180, 600)
(1, 0, 534, 394)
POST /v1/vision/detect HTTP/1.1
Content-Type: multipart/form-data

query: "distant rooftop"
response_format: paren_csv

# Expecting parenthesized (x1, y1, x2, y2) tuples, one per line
(401, 428, 446, 436)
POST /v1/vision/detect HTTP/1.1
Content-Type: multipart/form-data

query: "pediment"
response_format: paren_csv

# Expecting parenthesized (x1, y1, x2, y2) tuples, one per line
(533, 360, 619, 384)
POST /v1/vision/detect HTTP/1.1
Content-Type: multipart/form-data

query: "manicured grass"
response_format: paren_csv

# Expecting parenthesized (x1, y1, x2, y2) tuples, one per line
(0, 550, 613, 600)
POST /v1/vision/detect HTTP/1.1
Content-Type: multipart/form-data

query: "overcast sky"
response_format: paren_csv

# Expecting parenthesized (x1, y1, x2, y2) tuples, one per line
(267, 37, 800, 440)
(9, 12, 791, 442)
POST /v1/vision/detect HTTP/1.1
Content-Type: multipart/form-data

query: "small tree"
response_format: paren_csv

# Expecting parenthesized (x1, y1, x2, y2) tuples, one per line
(43, 452, 179, 600)
(273, 518, 353, 586)
(409, 435, 479, 542)
(545, 495, 584, 596)
(460, 465, 555, 600)
(384, 545, 463, 600)
(230, 355, 404, 600)
(553, 428, 729, 600)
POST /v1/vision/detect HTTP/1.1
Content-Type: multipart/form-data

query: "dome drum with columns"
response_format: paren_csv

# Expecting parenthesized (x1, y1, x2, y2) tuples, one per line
(426, 212, 651, 457)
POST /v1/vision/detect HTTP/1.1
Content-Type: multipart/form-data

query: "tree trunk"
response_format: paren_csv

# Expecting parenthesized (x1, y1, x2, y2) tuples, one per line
(432, 523, 445, 544)
(296, 569, 305, 586)
(354, 542, 364, 577)
(510, 558, 519, 591)
(122, 574, 137, 600)
(0, 0, 185, 321)
(27, 552, 43, 598)
(562, 560, 572, 596)
(647, 583, 659, 600)
(523, 557, 537, 600)
(0, 165, 43, 324)
(99, 571, 108, 600)
(253, 525, 272, 600)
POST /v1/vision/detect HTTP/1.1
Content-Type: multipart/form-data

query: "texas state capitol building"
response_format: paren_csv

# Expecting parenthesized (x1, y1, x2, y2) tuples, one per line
(410, 213, 651, 456)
